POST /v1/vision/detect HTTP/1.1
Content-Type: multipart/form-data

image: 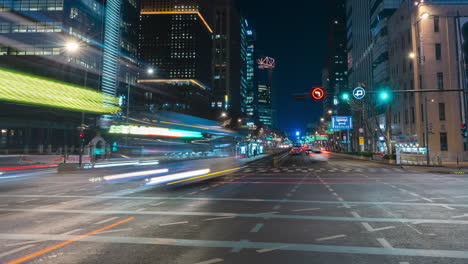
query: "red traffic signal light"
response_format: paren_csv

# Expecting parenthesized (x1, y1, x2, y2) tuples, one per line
(79, 133, 85, 138)
(311, 87, 325, 101)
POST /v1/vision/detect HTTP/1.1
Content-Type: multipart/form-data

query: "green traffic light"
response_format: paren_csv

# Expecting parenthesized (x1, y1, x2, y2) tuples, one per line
(342, 93, 350, 101)
(380, 92, 389, 100)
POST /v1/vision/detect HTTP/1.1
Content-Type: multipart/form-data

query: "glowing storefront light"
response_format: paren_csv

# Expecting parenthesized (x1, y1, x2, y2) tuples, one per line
(0, 68, 120, 113)
(109, 125, 203, 138)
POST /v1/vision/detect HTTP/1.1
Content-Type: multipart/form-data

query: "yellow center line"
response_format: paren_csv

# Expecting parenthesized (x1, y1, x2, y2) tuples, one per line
(166, 166, 247, 185)
(5, 217, 135, 264)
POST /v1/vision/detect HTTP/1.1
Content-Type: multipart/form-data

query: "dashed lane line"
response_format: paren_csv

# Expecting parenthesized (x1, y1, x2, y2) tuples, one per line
(250, 223, 264, 233)
(159, 221, 189, 227)
(0, 245, 35, 259)
(292, 208, 320, 212)
(149, 202, 167, 207)
(377, 238, 393, 249)
(94, 217, 119, 225)
(315, 235, 347, 242)
(194, 258, 224, 264)
(361, 222, 395, 232)
(350, 212, 361, 218)
(204, 216, 236, 221)
(256, 245, 289, 253)
(60, 229, 83, 236)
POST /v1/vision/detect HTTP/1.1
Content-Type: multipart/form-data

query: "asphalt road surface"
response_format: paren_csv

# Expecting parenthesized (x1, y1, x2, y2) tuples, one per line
(2, 153, 468, 263)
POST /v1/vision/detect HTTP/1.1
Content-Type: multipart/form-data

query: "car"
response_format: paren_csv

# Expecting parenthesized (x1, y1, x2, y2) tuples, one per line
(290, 143, 304, 155)
(308, 149, 329, 161)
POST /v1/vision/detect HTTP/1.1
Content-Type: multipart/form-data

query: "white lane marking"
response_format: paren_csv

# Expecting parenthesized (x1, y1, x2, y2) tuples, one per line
(61, 228, 82, 235)
(452, 214, 468, 219)
(256, 245, 289, 253)
(194, 258, 224, 264)
(315, 234, 347, 242)
(204, 216, 235, 221)
(256, 211, 279, 215)
(421, 198, 434, 202)
(329, 189, 335, 192)
(292, 208, 320, 212)
(149, 202, 167, 207)
(430, 198, 448, 200)
(337, 197, 344, 201)
(411, 220, 428, 225)
(332, 193, 339, 196)
(440, 205, 455, 210)
(399, 262, 410, 264)
(94, 217, 119, 225)
(403, 199, 420, 202)
(0, 245, 34, 258)
(408, 192, 420, 197)
(6, 240, 42, 247)
(455, 195, 468, 198)
(0, 204, 9, 207)
(377, 238, 393, 249)
(201, 188, 210, 191)
(18, 198, 38, 203)
(188, 192, 199, 195)
(97, 228, 132, 235)
(159, 221, 189, 227)
(36, 204, 56, 209)
(350, 211, 361, 218)
(136, 208, 146, 211)
(361, 222, 395, 232)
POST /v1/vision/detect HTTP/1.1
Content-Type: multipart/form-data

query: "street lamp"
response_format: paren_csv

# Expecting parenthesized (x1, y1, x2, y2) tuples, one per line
(65, 41, 79, 53)
(147, 68, 154, 75)
(221, 112, 227, 118)
(420, 12, 430, 20)
(328, 110, 333, 114)
(320, 118, 325, 122)
(408, 52, 416, 59)
(238, 118, 242, 123)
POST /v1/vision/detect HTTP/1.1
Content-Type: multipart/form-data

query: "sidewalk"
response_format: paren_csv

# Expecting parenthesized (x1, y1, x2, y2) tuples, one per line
(332, 152, 468, 174)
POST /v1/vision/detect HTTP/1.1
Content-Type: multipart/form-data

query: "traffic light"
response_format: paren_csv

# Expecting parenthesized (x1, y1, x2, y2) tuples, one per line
(379, 91, 390, 101)
(79, 133, 85, 139)
(461, 124, 467, 138)
(341, 93, 350, 101)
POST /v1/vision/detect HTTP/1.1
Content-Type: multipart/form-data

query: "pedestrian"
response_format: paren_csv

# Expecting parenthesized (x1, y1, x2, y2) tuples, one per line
(253, 148, 257, 157)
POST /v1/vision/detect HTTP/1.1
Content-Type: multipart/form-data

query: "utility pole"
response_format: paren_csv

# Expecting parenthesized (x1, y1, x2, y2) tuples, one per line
(424, 96, 430, 165)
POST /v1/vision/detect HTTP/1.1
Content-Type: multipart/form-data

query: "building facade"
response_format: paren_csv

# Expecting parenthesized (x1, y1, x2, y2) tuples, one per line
(139, 0, 213, 118)
(388, 0, 468, 162)
(211, 0, 241, 116)
(325, 0, 348, 113)
(240, 17, 256, 119)
(257, 56, 275, 127)
(0, 0, 138, 153)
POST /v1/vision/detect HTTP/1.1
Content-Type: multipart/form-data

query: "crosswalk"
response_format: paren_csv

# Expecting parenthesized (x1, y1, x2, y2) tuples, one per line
(238, 166, 406, 174)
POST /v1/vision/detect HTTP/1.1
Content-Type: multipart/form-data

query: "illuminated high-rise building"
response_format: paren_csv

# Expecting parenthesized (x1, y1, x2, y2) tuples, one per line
(240, 17, 256, 118)
(139, 0, 214, 118)
(257, 56, 275, 127)
(210, 0, 242, 116)
(0, 0, 139, 152)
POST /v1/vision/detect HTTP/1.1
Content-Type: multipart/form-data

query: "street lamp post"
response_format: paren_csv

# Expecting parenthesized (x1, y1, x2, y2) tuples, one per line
(64, 40, 87, 166)
(424, 96, 430, 165)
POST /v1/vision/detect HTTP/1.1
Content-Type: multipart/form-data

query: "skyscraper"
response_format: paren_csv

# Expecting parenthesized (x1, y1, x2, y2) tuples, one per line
(323, 0, 347, 114)
(139, 0, 214, 118)
(257, 56, 275, 127)
(211, 0, 241, 115)
(240, 17, 256, 119)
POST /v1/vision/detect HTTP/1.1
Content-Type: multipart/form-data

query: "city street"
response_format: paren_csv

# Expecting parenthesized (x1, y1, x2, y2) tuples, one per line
(1, 154, 468, 263)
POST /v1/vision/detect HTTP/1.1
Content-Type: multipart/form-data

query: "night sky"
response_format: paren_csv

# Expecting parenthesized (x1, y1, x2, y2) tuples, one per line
(238, 0, 330, 134)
